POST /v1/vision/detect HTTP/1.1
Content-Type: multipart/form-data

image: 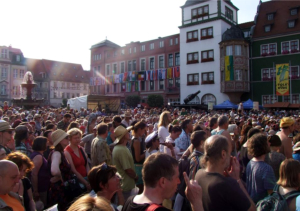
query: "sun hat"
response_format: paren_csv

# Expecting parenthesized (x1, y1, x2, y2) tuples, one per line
(114, 126, 132, 144)
(34, 114, 41, 119)
(124, 112, 132, 118)
(51, 129, 68, 147)
(0, 121, 15, 132)
(280, 117, 295, 128)
(145, 131, 158, 143)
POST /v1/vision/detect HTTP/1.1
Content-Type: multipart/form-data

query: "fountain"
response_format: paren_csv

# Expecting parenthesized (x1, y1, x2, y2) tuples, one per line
(12, 71, 44, 109)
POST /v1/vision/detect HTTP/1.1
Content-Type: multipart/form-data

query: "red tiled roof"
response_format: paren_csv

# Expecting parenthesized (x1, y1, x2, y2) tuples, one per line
(263, 102, 300, 108)
(9, 47, 22, 54)
(253, 1, 300, 38)
(26, 58, 47, 81)
(238, 21, 254, 29)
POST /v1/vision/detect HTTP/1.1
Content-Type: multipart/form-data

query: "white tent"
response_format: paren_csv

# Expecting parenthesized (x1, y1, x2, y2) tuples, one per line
(67, 95, 87, 110)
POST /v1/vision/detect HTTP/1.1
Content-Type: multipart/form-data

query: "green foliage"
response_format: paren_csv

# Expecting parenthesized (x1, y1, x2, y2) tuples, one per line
(147, 95, 164, 108)
(62, 98, 68, 107)
(125, 95, 141, 108)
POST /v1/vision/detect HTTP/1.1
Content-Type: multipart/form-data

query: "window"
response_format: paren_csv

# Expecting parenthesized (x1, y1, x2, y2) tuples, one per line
(149, 58, 154, 69)
(292, 95, 300, 104)
(159, 41, 164, 48)
(77, 93, 80, 97)
(134, 47, 136, 53)
(187, 30, 198, 42)
(121, 62, 125, 73)
(191, 5, 209, 19)
(13, 69, 18, 78)
(265, 25, 271, 32)
(262, 95, 277, 105)
(288, 20, 296, 28)
(235, 45, 242, 56)
(150, 81, 154, 90)
(113, 84, 117, 93)
(291, 66, 299, 78)
(168, 54, 173, 67)
(168, 79, 174, 87)
(170, 39, 173, 46)
(141, 59, 146, 71)
(1, 67, 7, 78)
(291, 40, 299, 52)
(201, 50, 214, 62)
(187, 73, 199, 85)
(201, 27, 213, 39)
(84, 84, 86, 90)
(128, 61, 132, 71)
(54, 82, 58, 89)
(261, 43, 276, 55)
(121, 83, 126, 92)
(121, 49, 125, 55)
(187, 52, 199, 64)
(225, 7, 233, 20)
(1, 49, 8, 59)
(141, 81, 145, 91)
(235, 70, 242, 81)
(175, 53, 180, 66)
(261, 68, 275, 80)
(159, 56, 164, 68)
(202, 94, 216, 105)
(159, 80, 164, 90)
(114, 51, 117, 57)
(66, 93, 70, 98)
(202, 72, 214, 84)
(19, 70, 24, 79)
(244, 31, 250, 38)
(175, 38, 178, 45)
(16, 55, 20, 62)
(12, 86, 17, 96)
(226, 46, 233, 56)
(267, 14, 274, 20)
(106, 65, 110, 75)
(282, 41, 290, 53)
(175, 78, 180, 88)
(141, 45, 145, 52)
(106, 84, 110, 93)
(41, 72, 46, 78)
(291, 9, 298, 15)
(129, 48, 132, 54)
(113, 64, 117, 74)
(1, 85, 7, 95)
(53, 92, 57, 98)
(133, 60, 136, 71)
(150, 43, 154, 50)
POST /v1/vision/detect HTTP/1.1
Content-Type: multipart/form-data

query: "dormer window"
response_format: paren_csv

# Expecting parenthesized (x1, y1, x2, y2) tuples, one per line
(288, 20, 296, 28)
(291, 8, 298, 16)
(265, 25, 271, 32)
(16, 55, 20, 62)
(267, 14, 274, 20)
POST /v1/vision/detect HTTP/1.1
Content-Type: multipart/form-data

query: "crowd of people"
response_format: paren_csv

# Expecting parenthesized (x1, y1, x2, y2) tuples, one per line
(0, 104, 300, 211)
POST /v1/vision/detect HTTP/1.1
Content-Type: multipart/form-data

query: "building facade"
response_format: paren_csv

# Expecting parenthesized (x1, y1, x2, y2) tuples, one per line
(250, 0, 300, 107)
(179, 0, 240, 106)
(90, 35, 180, 106)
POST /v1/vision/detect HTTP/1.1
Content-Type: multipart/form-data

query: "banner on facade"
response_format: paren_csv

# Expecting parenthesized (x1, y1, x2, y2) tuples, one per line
(276, 63, 289, 96)
(225, 56, 234, 81)
(253, 101, 259, 110)
(208, 102, 214, 110)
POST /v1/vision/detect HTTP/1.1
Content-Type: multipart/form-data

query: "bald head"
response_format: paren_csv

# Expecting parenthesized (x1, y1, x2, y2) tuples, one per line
(0, 160, 18, 177)
(202, 135, 229, 165)
(0, 160, 20, 194)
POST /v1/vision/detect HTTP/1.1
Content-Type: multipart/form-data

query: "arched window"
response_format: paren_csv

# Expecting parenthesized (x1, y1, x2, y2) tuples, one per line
(201, 94, 216, 105)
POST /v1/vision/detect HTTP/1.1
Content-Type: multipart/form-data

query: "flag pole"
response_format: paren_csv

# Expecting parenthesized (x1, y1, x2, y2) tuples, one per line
(290, 60, 292, 103)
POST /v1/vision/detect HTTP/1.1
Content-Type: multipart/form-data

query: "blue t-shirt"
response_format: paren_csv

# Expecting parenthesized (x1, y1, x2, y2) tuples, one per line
(293, 153, 300, 163)
(246, 160, 276, 203)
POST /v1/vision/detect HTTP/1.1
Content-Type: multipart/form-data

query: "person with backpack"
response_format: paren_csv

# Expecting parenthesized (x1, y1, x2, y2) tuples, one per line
(122, 153, 204, 211)
(256, 159, 300, 211)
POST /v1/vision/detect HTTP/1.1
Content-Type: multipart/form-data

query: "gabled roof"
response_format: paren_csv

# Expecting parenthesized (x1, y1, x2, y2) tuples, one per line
(253, 0, 300, 38)
(26, 58, 47, 81)
(238, 21, 254, 29)
(8, 46, 23, 55)
(181, 0, 238, 10)
(90, 39, 120, 50)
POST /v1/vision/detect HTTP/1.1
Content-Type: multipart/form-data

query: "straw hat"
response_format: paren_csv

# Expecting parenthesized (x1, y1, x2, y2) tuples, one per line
(124, 112, 132, 118)
(0, 121, 15, 132)
(114, 126, 132, 144)
(51, 129, 68, 147)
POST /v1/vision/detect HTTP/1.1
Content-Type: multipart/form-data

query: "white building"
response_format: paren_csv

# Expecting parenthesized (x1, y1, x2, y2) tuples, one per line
(179, 0, 239, 106)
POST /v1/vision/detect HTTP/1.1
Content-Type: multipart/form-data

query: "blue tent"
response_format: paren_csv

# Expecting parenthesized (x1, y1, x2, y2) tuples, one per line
(213, 100, 238, 109)
(240, 99, 263, 109)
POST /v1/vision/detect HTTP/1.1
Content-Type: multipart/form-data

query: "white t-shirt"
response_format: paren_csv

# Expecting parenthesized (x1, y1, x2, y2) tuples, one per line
(158, 126, 169, 152)
(165, 135, 180, 160)
(145, 149, 158, 159)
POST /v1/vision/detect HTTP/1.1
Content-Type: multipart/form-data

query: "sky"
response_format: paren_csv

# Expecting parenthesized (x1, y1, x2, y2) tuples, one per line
(1, 0, 268, 70)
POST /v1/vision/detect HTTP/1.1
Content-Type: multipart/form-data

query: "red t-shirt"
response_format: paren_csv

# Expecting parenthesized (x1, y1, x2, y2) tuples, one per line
(65, 145, 87, 177)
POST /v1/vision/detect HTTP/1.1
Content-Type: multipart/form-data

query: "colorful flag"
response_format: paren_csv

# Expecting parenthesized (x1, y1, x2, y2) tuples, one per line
(131, 71, 136, 81)
(135, 81, 139, 91)
(126, 82, 131, 92)
(138, 72, 145, 81)
(162, 69, 166, 79)
(114, 74, 119, 83)
(146, 70, 150, 80)
(167, 68, 173, 79)
(128, 71, 132, 81)
(276, 63, 289, 96)
(119, 73, 124, 83)
(124, 72, 128, 81)
(153, 70, 158, 80)
(90, 77, 94, 86)
(150, 70, 153, 80)
(110, 76, 114, 84)
(225, 56, 234, 81)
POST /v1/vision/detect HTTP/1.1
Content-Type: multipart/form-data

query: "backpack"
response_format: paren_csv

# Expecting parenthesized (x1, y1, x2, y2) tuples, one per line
(256, 185, 300, 211)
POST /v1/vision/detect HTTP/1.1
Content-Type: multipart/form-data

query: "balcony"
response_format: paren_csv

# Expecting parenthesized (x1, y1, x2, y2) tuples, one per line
(221, 81, 250, 93)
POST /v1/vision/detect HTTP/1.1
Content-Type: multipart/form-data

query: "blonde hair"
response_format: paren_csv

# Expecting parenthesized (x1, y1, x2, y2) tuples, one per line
(67, 128, 82, 138)
(67, 195, 113, 211)
(158, 111, 171, 128)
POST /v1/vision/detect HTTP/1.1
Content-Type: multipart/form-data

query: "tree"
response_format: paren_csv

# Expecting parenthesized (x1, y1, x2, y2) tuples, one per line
(125, 95, 141, 108)
(147, 94, 164, 108)
(62, 98, 68, 107)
